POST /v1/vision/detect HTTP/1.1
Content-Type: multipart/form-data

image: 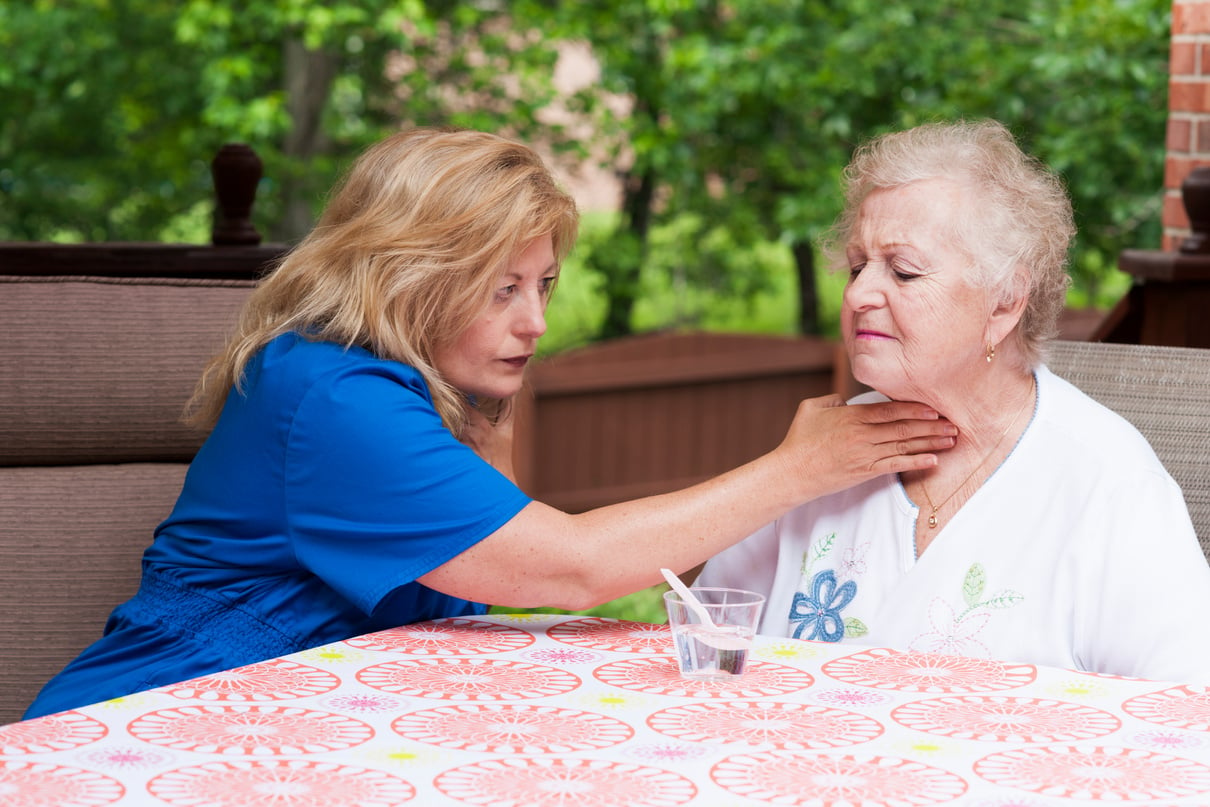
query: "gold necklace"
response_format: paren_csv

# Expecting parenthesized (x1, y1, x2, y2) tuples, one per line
(920, 378, 1035, 529)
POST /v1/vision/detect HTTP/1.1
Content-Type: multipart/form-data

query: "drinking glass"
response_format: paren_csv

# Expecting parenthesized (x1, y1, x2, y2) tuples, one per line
(663, 586, 765, 680)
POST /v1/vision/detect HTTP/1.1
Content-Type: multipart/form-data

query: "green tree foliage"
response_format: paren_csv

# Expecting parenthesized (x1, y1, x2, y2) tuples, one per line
(171, 0, 564, 240)
(1, 0, 1169, 334)
(0, 0, 215, 240)
(0, 0, 562, 243)
(541, 0, 1169, 334)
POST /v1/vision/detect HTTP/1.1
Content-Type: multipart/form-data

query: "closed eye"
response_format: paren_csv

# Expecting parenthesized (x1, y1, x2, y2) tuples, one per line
(891, 259, 922, 281)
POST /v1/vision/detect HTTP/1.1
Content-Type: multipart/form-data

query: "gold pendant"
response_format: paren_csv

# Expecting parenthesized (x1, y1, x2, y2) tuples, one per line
(928, 512, 938, 529)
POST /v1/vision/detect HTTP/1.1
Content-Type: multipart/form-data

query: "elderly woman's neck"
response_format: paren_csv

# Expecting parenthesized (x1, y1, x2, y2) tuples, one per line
(924, 367, 1036, 457)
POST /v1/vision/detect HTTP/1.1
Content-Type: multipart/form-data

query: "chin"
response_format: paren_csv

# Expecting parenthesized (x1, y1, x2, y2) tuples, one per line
(849, 357, 884, 389)
(851, 367, 907, 402)
(471, 383, 523, 401)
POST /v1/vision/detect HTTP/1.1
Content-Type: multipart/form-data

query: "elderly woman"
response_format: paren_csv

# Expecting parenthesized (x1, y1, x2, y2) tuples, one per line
(699, 119, 1210, 683)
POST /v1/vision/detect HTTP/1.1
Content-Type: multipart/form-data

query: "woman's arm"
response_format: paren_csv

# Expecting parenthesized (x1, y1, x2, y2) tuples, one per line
(422, 395, 954, 609)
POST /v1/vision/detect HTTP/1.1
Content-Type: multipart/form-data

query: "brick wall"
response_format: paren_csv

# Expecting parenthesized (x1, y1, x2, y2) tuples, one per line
(1167, 1, 1210, 249)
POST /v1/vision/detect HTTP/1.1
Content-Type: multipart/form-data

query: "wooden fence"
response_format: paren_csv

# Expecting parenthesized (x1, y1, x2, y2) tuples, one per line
(513, 331, 853, 512)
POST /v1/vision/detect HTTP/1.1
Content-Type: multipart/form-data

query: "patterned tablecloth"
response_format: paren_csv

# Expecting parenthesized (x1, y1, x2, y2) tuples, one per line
(3, 614, 1210, 806)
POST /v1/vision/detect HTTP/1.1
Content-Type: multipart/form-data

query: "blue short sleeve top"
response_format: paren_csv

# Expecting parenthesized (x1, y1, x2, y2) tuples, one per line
(25, 332, 531, 718)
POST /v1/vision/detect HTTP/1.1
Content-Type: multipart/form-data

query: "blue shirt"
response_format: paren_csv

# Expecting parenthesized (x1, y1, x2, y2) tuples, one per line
(25, 333, 531, 718)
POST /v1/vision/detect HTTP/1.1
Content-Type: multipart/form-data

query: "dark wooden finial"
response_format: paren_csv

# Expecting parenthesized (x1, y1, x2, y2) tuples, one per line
(211, 143, 263, 246)
(1179, 166, 1210, 254)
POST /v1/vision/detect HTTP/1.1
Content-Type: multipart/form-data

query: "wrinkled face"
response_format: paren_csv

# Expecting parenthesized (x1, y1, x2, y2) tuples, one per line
(840, 179, 994, 404)
(433, 234, 557, 401)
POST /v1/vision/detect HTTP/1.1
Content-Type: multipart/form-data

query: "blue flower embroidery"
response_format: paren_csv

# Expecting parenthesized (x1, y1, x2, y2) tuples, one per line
(789, 569, 856, 641)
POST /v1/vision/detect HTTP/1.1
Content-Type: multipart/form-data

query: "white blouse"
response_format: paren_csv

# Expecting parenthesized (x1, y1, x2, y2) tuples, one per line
(700, 366, 1210, 684)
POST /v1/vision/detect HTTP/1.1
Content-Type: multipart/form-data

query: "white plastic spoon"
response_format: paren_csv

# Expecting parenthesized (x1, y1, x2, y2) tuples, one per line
(660, 568, 752, 651)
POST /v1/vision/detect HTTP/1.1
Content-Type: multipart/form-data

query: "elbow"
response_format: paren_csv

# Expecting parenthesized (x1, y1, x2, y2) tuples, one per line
(551, 588, 610, 613)
(536, 579, 607, 612)
(536, 568, 617, 613)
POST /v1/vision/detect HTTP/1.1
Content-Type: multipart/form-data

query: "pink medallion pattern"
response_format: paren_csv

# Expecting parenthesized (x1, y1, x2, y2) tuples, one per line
(626, 743, 714, 764)
(0, 711, 107, 755)
(594, 657, 813, 699)
(321, 693, 406, 714)
(823, 647, 1036, 693)
(78, 746, 173, 771)
(127, 705, 374, 755)
(974, 745, 1210, 800)
(357, 658, 580, 701)
(433, 756, 697, 806)
(522, 647, 604, 665)
(163, 659, 340, 702)
(345, 618, 535, 656)
(1123, 685, 1210, 732)
(146, 759, 415, 806)
(548, 617, 674, 654)
(7, 615, 1210, 805)
(647, 700, 883, 749)
(0, 761, 124, 806)
(391, 704, 633, 754)
(891, 696, 1121, 743)
(810, 687, 894, 708)
(711, 751, 968, 805)
(1130, 729, 1206, 752)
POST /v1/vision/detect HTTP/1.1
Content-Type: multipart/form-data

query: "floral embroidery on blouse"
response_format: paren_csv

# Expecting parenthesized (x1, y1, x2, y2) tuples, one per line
(790, 569, 855, 640)
(840, 544, 869, 577)
(910, 562, 1023, 657)
(788, 533, 868, 642)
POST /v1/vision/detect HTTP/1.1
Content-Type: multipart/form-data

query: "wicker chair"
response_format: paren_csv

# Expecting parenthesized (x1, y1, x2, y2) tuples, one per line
(0, 244, 280, 725)
(1046, 339, 1210, 563)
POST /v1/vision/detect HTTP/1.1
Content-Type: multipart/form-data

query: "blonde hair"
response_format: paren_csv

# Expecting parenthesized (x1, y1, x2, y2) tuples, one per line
(823, 119, 1075, 367)
(187, 127, 579, 436)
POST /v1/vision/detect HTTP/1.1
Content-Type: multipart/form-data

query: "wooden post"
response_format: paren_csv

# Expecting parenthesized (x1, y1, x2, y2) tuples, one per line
(211, 144, 264, 246)
(1106, 170, 1210, 347)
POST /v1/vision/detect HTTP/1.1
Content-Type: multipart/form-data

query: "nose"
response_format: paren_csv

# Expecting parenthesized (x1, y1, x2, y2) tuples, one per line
(517, 293, 547, 339)
(843, 265, 887, 312)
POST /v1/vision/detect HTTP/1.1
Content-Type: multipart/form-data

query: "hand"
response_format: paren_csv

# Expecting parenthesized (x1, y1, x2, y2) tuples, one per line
(777, 395, 956, 500)
(463, 404, 517, 483)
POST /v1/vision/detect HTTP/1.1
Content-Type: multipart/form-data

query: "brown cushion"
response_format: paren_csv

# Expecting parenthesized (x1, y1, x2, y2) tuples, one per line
(0, 463, 187, 724)
(0, 276, 254, 466)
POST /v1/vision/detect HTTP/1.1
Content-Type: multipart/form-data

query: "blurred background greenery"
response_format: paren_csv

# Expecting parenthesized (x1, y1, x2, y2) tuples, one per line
(490, 585, 671, 623)
(2, 0, 1169, 620)
(2, 0, 1165, 345)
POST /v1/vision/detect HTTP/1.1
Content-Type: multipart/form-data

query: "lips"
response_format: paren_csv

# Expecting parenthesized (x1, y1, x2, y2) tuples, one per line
(854, 328, 894, 340)
(501, 355, 531, 368)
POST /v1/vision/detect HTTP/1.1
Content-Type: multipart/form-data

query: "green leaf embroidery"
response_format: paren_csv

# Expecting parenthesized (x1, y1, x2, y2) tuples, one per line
(956, 564, 1025, 621)
(962, 563, 986, 607)
(815, 532, 835, 559)
(801, 532, 836, 577)
(843, 617, 868, 638)
(982, 591, 1025, 610)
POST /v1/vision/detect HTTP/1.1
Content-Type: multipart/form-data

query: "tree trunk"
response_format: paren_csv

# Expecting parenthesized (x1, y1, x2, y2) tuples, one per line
(598, 166, 656, 339)
(792, 239, 820, 335)
(274, 37, 338, 243)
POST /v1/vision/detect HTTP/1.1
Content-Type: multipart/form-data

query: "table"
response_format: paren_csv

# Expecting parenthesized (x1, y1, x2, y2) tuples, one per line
(4, 614, 1210, 806)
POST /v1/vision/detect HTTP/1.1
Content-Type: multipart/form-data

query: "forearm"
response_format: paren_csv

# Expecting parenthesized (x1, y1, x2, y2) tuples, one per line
(421, 396, 953, 609)
(429, 446, 814, 611)
(563, 450, 802, 597)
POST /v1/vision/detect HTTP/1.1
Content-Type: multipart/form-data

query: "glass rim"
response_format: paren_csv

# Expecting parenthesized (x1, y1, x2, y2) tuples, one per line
(662, 586, 766, 606)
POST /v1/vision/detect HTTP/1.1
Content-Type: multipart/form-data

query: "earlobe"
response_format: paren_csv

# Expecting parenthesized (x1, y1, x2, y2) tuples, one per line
(986, 269, 1030, 346)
